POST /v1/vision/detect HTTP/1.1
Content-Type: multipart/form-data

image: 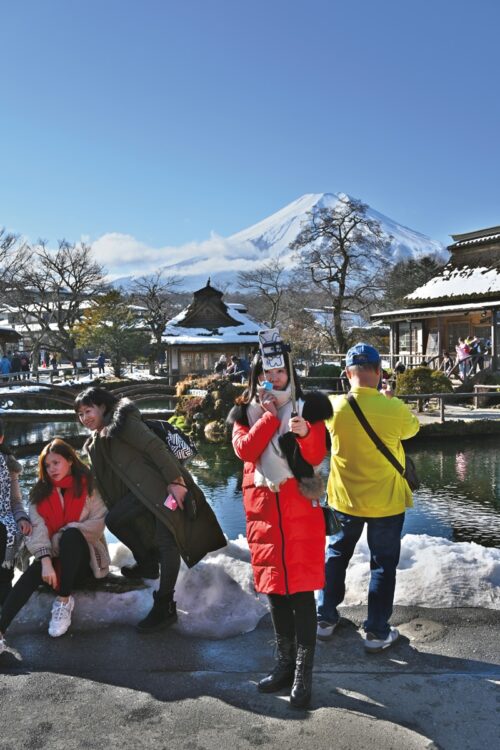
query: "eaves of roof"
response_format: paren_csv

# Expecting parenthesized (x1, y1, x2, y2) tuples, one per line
(371, 298, 500, 322)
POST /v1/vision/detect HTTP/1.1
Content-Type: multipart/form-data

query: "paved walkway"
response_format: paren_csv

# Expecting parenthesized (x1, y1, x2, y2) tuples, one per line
(1, 605, 498, 750)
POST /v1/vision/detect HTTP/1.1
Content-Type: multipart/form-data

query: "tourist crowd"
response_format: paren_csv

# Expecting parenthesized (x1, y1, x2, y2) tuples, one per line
(0, 337, 420, 711)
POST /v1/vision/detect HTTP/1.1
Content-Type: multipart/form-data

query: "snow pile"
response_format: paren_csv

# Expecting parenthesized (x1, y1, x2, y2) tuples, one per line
(8, 532, 499, 638)
(10, 537, 268, 639)
(340, 531, 500, 609)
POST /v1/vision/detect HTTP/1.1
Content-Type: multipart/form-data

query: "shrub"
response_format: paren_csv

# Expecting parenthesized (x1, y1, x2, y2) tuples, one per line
(396, 367, 453, 396)
(308, 364, 342, 378)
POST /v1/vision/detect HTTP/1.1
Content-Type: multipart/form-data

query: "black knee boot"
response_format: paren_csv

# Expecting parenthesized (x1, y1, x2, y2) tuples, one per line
(136, 591, 177, 633)
(258, 635, 296, 693)
(290, 644, 315, 708)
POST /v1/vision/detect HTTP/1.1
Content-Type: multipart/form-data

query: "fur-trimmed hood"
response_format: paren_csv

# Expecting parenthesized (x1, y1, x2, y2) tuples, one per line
(104, 397, 140, 438)
(227, 390, 333, 428)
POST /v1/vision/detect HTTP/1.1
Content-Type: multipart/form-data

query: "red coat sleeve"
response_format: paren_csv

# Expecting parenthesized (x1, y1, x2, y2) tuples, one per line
(232, 412, 280, 464)
(296, 420, 328, 465)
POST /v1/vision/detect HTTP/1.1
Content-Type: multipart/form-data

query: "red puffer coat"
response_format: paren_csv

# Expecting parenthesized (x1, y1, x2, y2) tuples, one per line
(232, 410, 327, 595)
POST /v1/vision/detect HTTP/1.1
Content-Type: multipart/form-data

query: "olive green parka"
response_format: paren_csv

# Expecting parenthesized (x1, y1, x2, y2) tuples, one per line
(84, 398, 226, 568)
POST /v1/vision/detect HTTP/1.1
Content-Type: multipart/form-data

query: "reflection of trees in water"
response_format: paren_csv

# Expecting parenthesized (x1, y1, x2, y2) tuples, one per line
(412, 440, 500, 547)
(191, 444, 243, 491)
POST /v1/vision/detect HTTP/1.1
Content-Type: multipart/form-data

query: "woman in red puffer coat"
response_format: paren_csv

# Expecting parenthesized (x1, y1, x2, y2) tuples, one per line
(228, 351, 332, 709)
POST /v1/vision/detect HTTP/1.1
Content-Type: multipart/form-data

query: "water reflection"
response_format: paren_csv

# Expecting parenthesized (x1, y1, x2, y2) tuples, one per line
(406, 442, 500, 548)
(8, 420, 500, 548)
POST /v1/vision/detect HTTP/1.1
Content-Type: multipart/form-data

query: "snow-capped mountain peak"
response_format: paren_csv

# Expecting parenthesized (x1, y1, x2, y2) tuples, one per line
(106, 192, 447, 290)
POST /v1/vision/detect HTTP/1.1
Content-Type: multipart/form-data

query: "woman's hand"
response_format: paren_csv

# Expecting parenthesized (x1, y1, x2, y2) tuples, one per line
(380, 380, 394, 399)
(289, 415, 309, 437)
(41, 558, 58, 589)
(260, 394, 278, 417)
(17, 519, 32, 536)
(167, 477, 187, 510)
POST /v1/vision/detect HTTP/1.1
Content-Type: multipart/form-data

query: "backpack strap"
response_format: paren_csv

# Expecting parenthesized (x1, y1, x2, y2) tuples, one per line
(346, 393, 405, 476)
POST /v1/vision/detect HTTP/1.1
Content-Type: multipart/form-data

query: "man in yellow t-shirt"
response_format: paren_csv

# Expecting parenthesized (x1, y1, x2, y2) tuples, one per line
(317, 343, 420, 652)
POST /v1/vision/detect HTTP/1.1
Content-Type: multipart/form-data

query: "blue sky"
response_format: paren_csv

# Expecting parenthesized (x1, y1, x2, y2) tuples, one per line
(1, 0, 499, 270)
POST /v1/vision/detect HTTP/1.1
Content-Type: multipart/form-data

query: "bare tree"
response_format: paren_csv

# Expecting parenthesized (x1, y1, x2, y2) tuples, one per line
(3, 240, 108, 369)
(290, 195, 391, 353)
(0, 230, 30, 290)
(237, 255, 288, 327)
(130, 270, 184, 373)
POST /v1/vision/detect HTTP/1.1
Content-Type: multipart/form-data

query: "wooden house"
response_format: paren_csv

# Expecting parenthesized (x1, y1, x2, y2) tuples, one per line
(371, 225, 500, 370)
(162, 281, 260, 377)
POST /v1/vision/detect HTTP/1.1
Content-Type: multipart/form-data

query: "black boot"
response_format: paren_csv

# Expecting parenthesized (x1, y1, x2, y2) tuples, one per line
(121, 552, 159, 580)
(136, 591, 177, 633)
(257, 636, 296, 693)
(289, 644, 315, 709)
(121, 562, 159, 580)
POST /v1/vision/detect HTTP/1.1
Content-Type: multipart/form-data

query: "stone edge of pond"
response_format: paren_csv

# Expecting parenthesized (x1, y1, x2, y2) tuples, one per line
(411, 419, 500, 441)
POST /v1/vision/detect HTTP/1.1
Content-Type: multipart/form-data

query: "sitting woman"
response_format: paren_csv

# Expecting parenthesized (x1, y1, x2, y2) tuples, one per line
(0, 439, 109, 653)
(228, 351, 332, 708)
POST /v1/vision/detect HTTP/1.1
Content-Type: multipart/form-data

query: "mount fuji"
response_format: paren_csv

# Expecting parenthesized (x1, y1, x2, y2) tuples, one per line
(107, 192, 447, 291)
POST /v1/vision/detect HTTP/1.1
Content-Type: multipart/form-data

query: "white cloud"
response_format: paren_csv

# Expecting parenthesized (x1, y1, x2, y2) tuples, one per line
(91, 231, 263, 280)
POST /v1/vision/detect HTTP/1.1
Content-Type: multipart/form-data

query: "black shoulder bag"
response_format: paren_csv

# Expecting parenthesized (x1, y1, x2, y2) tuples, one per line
(346, 394, 420, 491)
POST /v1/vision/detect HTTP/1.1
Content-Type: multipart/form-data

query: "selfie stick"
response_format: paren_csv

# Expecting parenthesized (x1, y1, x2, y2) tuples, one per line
(287, 348, 298, 418)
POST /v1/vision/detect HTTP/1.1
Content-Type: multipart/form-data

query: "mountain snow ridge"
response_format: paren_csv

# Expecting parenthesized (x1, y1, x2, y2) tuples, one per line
(109, 192, 447, 291)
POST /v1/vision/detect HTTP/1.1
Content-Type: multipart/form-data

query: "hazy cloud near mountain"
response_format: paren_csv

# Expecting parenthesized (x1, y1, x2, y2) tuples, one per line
(92, 231, 262, 279)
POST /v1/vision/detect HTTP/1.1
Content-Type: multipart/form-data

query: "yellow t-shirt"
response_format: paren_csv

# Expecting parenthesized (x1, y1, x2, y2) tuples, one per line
(326, 386, 420, 518)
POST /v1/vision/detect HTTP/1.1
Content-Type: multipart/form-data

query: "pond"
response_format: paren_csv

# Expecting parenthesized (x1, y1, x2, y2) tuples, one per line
(8, 422, 500, 549)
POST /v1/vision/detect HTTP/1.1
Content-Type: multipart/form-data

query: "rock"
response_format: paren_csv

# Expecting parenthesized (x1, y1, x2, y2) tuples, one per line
(204, 420, 226, 443)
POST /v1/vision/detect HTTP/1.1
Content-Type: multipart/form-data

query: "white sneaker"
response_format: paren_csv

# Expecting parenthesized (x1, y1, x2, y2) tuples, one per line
(317, 620, 338, 640)
(48, 596, 75, 638)
(364, 626, 400, 653)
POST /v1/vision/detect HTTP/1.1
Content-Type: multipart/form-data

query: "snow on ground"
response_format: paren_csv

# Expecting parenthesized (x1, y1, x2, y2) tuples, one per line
(9, 531, 500, 639)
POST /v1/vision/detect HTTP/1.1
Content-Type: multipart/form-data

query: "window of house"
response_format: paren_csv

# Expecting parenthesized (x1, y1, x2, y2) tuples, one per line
(447, 322, 470, 351)
(398, 322, 420, 352)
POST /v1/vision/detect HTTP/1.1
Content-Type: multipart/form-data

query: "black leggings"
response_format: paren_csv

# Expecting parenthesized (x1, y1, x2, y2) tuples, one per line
(0, 524, 15, 587)
(0, 527, 90, 634)
(267, 591, 317, 648)
(106, 492, 180, 598)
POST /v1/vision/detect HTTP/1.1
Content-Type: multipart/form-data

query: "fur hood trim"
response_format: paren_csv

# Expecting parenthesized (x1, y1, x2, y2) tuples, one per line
(301, 391, 333, 423)
(105, 398, 140, 438)
(298, 474, 325, 500)
(226, 403, 249, 428)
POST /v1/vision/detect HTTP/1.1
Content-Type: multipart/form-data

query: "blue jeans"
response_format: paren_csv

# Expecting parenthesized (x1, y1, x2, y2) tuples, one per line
(317, 511, 405, 639)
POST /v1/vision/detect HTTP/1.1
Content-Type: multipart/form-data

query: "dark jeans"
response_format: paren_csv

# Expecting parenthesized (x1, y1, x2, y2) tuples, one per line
(268, 591, 317, 648)
(0, 527, 91, 634)
(106, 491, 180, 598)
(317, 511, 405, 639)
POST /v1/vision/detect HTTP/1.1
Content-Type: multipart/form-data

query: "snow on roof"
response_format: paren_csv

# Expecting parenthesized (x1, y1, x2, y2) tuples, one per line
(406, 264, 500, 302)
(162, 302, 260, 345)
(372, 298, 500, 321)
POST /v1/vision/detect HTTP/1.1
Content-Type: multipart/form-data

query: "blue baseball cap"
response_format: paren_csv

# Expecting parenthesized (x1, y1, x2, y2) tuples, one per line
(345, 343, 380, 367)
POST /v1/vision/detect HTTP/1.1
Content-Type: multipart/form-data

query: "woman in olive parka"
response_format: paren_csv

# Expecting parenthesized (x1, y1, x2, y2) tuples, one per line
(75, 387, 226, 632)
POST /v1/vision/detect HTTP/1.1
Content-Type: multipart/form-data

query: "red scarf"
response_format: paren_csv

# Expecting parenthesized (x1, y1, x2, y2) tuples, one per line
(37, 475, 88, 539)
